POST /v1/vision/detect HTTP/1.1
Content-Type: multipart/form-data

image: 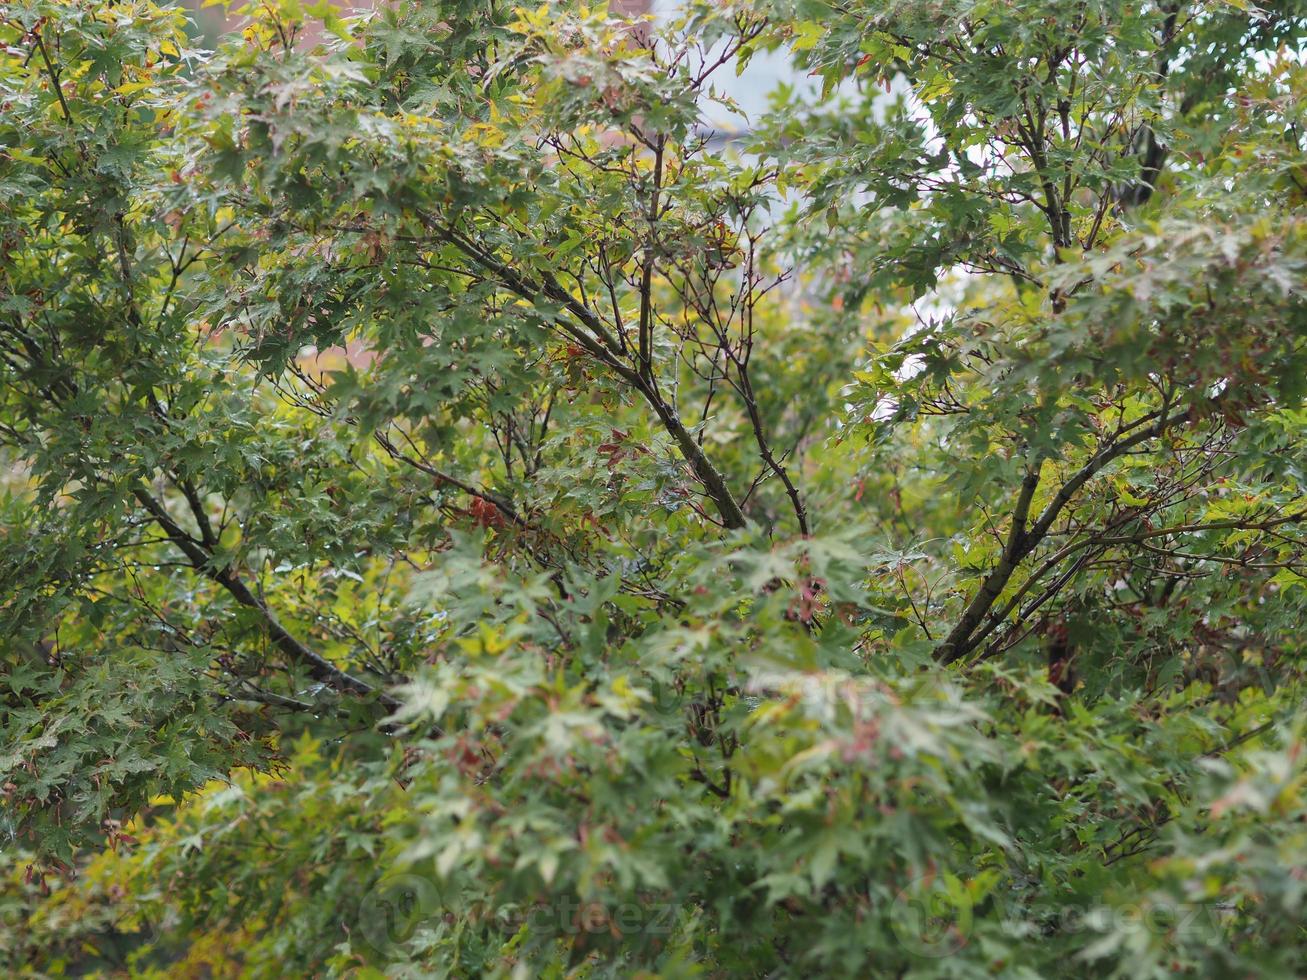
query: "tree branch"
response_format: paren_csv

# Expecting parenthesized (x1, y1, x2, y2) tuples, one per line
(937, 408, 1181, 664)
(433, 220, 748, 529)
(133, 486, 397, 709)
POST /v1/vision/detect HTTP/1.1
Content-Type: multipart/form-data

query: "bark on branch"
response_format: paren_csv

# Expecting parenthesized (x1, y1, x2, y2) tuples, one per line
(133, 487, 397, 709)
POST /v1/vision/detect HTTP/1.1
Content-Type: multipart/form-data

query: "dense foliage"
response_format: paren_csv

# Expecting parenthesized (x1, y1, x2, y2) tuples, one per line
(2, 0, 1306, 975)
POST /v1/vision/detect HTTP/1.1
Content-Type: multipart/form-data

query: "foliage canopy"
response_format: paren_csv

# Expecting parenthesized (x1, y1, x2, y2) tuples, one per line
(2, 0, 1306, 975)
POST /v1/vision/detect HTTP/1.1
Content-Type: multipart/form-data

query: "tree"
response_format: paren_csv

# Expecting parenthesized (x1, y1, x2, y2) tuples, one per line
(2, 0, 1305, 975)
